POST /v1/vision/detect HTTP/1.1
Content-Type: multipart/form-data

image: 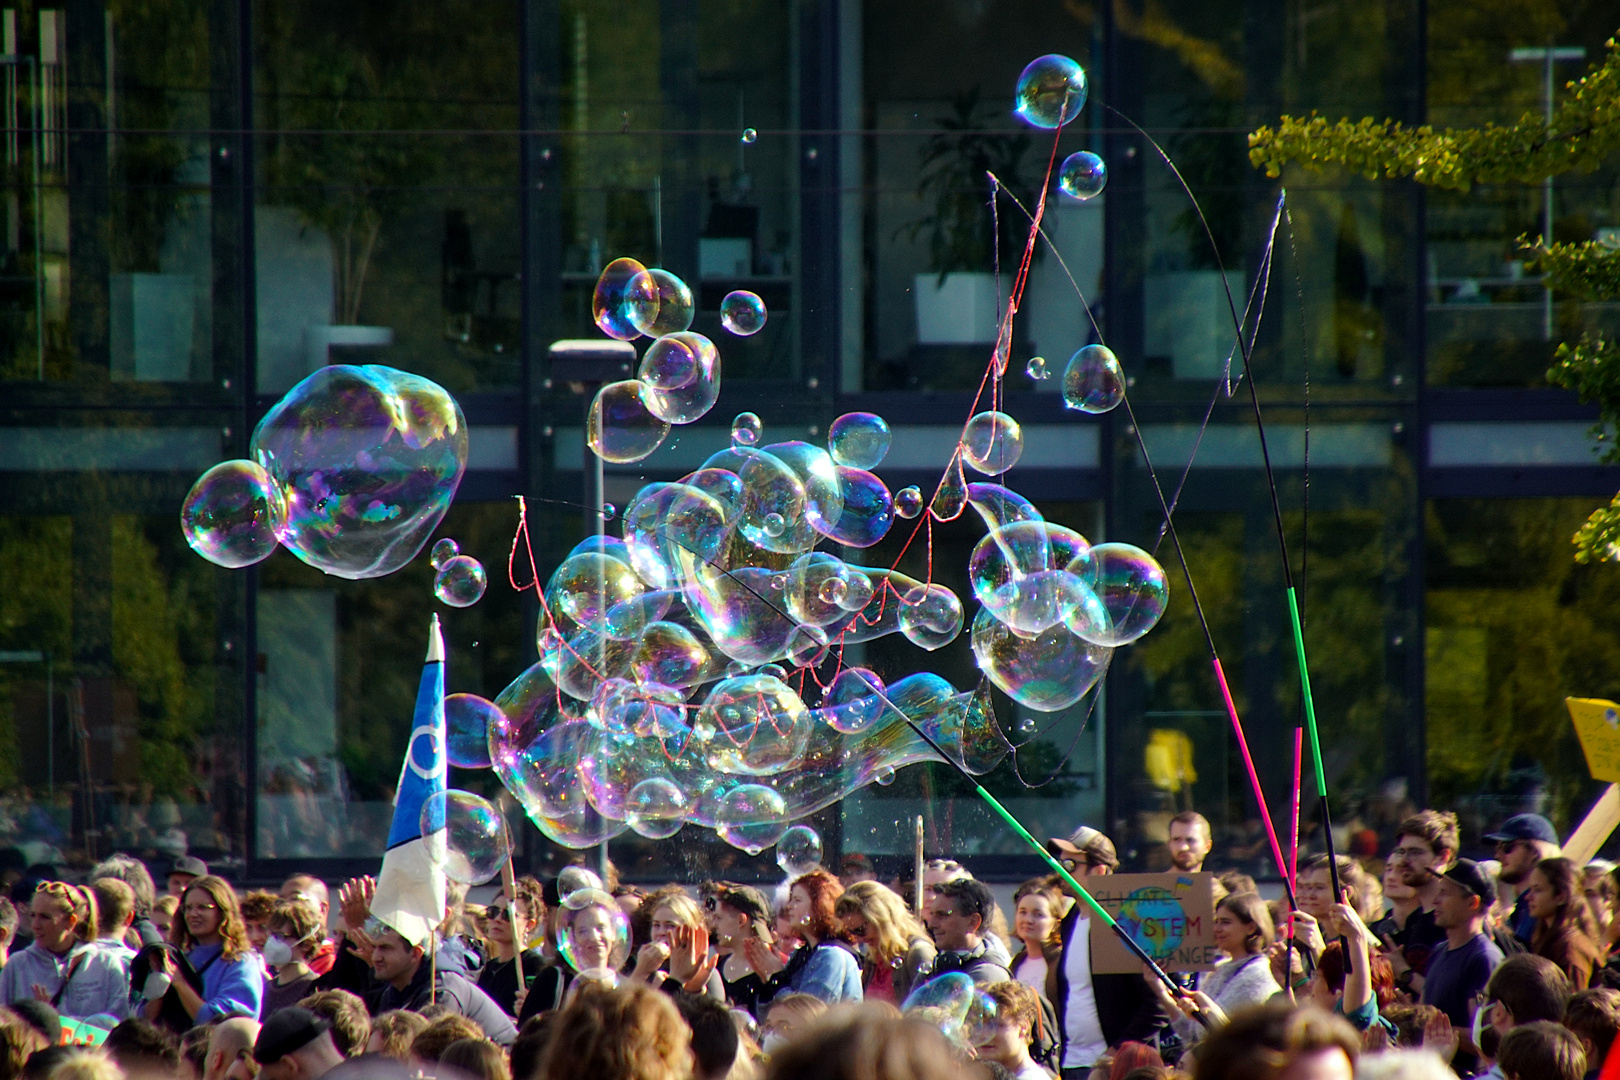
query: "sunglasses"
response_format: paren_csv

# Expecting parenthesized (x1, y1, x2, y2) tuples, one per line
(487, 905, 518, 922)
(703, 897, 718, 912)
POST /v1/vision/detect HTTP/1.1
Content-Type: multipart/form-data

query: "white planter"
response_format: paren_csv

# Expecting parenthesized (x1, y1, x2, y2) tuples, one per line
(305, 324, 394, 370)
(914, 272, 999, 344)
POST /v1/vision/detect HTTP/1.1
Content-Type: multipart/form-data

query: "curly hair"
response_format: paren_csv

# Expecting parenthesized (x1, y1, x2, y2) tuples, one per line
(537, 983, 692, 1080)
(171, 876, 251, 960)
(834, 881, 926, 968)
(982, 981, 1039, 1038)
(237, 890, 279, 925)
(33, 882, 99, 944)
(270, 898, 325, 952)
(790, 870, 847, 945)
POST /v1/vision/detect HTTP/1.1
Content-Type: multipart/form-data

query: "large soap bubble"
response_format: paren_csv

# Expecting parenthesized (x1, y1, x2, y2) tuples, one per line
(421, 789, 511, 885)
(828, 412, 891, 469)
(249, 365, 467, 579)
(961, 411, 1023, 475)
(589, 380, 671, 463)
(713, 784, 789, 854)
(1014, 55, 1087, 128)
(1079, 543, 1170, 646)
(181, 459, 287, 568)
(434, 555, 487, 607)
(639, 332, 720, 424)
(971, 608, 1112, 711)
(1062, 345, 1125, 414)
(627, 268, 696, 338)
(556, 887, 630, 972)
(593, 258, 652, 341)
(445, 693, 502, 768)
(776, 825, 823, 877)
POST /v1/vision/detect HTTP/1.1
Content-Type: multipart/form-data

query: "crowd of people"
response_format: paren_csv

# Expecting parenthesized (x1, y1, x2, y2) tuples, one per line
(0, 807, 1603, 1080)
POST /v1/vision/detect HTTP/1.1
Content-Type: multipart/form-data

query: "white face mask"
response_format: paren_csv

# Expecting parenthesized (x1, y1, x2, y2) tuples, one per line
(262, 936, 295, 967)
(1472, 1001, 1489, 1050)
(142, 971, 172, 1001)
(761, 1033, 789, 1056)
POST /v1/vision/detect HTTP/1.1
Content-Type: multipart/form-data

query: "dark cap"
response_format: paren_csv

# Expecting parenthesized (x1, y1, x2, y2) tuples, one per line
(254, 1007, 331, 1064)
(1047, 826, 1119, 869)
(714, 884, 772, 924)
(169, 856, 207, 879)
(1442, 858, 1498, 906)
(1483, 814, 1558, 846)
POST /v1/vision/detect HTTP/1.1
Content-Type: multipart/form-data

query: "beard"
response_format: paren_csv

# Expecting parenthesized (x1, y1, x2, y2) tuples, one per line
(1171, 850, 1203, 871)
(1399, 864, 1437, 888)
(1498, 863, 1529, 886)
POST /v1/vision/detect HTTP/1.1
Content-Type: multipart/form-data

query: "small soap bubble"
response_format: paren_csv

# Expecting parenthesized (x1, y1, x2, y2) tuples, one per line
(445, 693, 503, 769)
(818, 578, 848, 606)
(776, 825, 823, 877)
(961, 411, 1024, 475)
(1015, 54, 1087, 129)
(720, 290, 768, 336)
(627, 268, 696, 338)
(741, 127, 758, 144)
(435, 554, 488, 607)
(894, 486, 923, 519)
(1058, 151, 1107, 200)
(827, 412, 891, 469)
(602, 503, 617, 519)
(430, 537, 460, 569)
(1062, 344, 1126, 414)
(873, 765, 895, 786)
(731, 412, 763, 447)
(763, 512, 786, 537)
(180, 459, 287, 569)
(421, 789, 511, 885)
(1017, 716, 1037, 735)
(1026, 356, 1048, 380)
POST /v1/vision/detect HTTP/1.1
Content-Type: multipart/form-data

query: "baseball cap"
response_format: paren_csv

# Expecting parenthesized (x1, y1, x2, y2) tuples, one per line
(1441, 858, 1497, 906)
(169, 856, 207, 879)
(1047, 825, 1119, 869)
(1482, 814, 1557, 846)
(713, 884, 771, 924)
(254, 1007, 331, 1064)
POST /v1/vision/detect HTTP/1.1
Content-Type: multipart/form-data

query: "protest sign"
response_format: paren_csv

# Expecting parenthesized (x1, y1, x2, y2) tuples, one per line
(1084, 871, 1218, 974)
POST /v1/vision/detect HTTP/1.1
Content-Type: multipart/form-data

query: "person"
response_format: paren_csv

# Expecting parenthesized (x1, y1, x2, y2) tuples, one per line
(201, 1017, 260, 1080)
(1378, 812, 1458, 990)
(1149, 891, 1279, 1046)
(1484, 813, 1562, 946)
(519, 888, 627, 1021)
(0, 882, 129, 1020)
(762, 1005, 971, 1080)
(103, 1018, 182, 1076)
(365, 920, 515, 1045)
(1496, 1020, 1585, 1080)
(296, 989, 369, 1057)
(88, 856, 162, 949)
(971, 980, 1049, 1080)
(746, 870, 861, 1005)
(922, 879, 1011, 986)
(152, 897, 178, 942)
(1420, 858, 1503, 1068)
(282, 877, 366, 997)
(1528, 857, 1605, 990)
(840, 855, 877, 885)
(833, 880, 934, 1004)
(1009, 878, 1062, 995)
(675, 994, 740, 1080)
(239, 894, 278, 957)
(168, 858, 208, 901)
(630, 891, 724, 1000)
(1166, 812, 1212, 874)
(149, 875, 264, 1024)
(262, 899, 324, 1017)
(1563, 987, 1620, 1077)
(87, 879, 137, 968)
(253, 1007, 344, 1080)
(534, 982, 691, 1080)
(1044, 826, 1164, 1077)
(920, 861, 1013, 971)
(758, 993, 826, 1055)
(1292, 855, 1373, 962)
(1188, 1001, 1357, 1080)
(0, 899, 16, 971)
(363, 1011, 429, 1061)
(710, 885, 773, 1016)
(408, 1016, 482, 1066)
(1349, 1050, 1454, 1080)
(438, 1037, 510, 1080)
(477, 876, 546, 1018)
(1482, 953, 1574, 1078)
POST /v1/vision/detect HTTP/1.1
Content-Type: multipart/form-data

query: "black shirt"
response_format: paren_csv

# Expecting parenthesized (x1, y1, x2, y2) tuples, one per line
(476, 949, 545, 1018)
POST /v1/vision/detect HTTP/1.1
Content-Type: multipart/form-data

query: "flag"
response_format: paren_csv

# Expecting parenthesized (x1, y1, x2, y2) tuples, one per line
(371, 614, 448, 948)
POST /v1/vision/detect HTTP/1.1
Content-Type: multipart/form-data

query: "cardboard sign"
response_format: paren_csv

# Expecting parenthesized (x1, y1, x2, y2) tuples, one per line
(1085, 871, 1218, 974)
(1569, 697, 1620, 782)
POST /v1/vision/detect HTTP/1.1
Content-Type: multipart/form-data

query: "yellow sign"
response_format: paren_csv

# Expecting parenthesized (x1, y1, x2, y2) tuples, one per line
(1567, 697, 1620, 782)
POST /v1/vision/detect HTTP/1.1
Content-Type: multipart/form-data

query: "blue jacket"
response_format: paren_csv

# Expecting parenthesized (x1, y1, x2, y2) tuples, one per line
(186, 944, 265, 1022)
(772, 942, 863, 1004)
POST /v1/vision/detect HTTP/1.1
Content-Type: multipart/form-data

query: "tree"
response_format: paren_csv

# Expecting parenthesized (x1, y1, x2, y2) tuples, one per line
(1248, 33, 1620, 561)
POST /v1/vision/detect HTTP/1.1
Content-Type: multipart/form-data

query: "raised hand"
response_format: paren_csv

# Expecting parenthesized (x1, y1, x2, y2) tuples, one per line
(744, 935, 785, 978)
(1423, 1010, 1459, 1064)
(338, 876, 376, 933)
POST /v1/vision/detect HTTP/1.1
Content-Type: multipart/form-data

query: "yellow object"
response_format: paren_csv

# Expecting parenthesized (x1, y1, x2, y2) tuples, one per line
(1567, 697, 1620, 782)
(1145, 728, 1198, 792)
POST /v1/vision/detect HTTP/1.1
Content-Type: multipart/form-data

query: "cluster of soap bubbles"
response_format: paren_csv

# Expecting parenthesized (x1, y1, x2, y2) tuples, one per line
(430, 538, 488, 608)
(180, 364, 468, 579)
(903, 972, 999, 1050)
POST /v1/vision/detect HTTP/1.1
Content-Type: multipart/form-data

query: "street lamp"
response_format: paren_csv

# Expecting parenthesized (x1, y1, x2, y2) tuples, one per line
(1509, 45, 1586, 341)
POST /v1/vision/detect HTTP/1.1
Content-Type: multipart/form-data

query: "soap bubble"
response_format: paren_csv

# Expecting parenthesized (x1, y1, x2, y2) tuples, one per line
(1016, 716, 1037, 735)
(776, 825, 823, 877)
(873, 765, 895, 785)
(250, 365, 467, 579)
(421, 789, 511, 885)
(895, 486, 923, 519)
(732, 412, 763, 446)
(1059, 151, 1107, 200)
(1025, 356, 1048, 380)
(971, 607, 1112, 711)
(557, 867, 603, 900)
(1014, 54, 1087, 129)
(819, 468, 894, 548)
(593, 257, 651, 340)
(827, 412, 891, 469)
(741, 128, 758, 144)
(547, 551, 647, 631)
(492, 713, 628, 848)
(1078, 543, 1169, 646)
(589, 380, 671, 463)
(899, 584, 965, 650)
(430, 537, 459, 569)
(434, 554, 487, 607)
(763, 512, 786, 537)
(698, 675, 810, 776)
(713, 784, 789, 854)
(961, 411, 1023, 475)
(1062, 345, 1125, 414)
(556, 888, 630, 971)
(720, 291, 768, 336)
(624, 777, 689, 839)
(445, 694, 502, 768)
(902, 972, 977, 1041)
(819, 578, 847, 606)
(627, 269, 696, 338)
(931, 456, 968, 521)
(639, 332, 721, 424)
(181, 459, 287, 568)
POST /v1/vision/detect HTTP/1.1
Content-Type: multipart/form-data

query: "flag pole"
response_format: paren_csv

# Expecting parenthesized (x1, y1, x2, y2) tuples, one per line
(501, 855, 523, 990)
(913, 815, 925, 915)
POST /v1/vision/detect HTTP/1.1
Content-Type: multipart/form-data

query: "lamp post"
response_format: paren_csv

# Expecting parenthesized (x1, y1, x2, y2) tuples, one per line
(1509, 45, 1586, 341)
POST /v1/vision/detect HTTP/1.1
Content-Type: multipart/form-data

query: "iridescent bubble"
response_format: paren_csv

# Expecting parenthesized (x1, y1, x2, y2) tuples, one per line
(827, 412, 891, 469)
(421, 789, 511, 885)
(776, 825, 823, 877)
(1076, 543, 1169, 646)
(1017, 716, 1037, 735)
(931, 456, 968, 520)
(757, 442, 844, 552)
(627, 268, 696, 338)
(493, 715, 629, 848)
(638, 332, 721, 424)
(593, 257, 651, 341)
(713, 784, 789, 854)
(895, 486, 923, 519)
(1014, 54, 1087, 129)
(557, 867, 603, 900)
(763, 512, 786, 537)
(822, 668, 888, 734)
(632, 621, 712, 689)
(873, 765, 895, 786)
(547, 552, 647, 631)
(971, 607, 1112, 711)
(899, 584, 964, 650)
(698, 675, 810, 776)
(741, 128, 758, 144)
(961, 411, 1024, 475)
(818, 467, 894, 548)
(903, 972, 978, 1044)
(720, 291, 768, 336)
(603, 503, 617, 519)
(445, 693, 502, 768)
(1062, 344, 1125, 414)
(1025, 356, 1048, 380)
(819, 578, 847, 606)
(251, 365, 467, 579)
(430, 537, 459, 569)
(1058, 151, 1107, 200)
(556, 888, 630, 972)
(732, 412, 763, 447)
(434, 554, 487, 607)
(181, 459, 287, 568)
(625, 777, 689, 839)
(588, 380, 671, 463)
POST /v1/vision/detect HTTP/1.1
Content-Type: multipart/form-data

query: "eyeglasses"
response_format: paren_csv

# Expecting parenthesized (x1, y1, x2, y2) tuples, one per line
(1059, 858, 1092, 872)
(1391, 846, 1432, 861)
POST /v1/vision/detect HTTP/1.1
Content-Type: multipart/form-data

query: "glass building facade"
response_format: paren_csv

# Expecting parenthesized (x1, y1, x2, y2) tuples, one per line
(1, 0, 1617, 882)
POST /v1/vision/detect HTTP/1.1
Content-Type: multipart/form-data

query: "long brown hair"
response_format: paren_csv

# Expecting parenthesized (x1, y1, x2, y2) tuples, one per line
(172, 876, 251, 961)
(791, 870, 847, 945)
(1533, 857, 1600, 948)
(1217, 891, 1275, 954)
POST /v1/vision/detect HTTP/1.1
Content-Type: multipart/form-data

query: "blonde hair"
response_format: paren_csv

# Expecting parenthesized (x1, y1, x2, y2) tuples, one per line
(834, 882, 926, 968)
(38, 1050, 121, 1080)
(652, 893, 705, 933)
(370, 1010, 430, 1062)
(538, 983, 692, 1080)
(172, 876, 251, 960)
(34, 882, 99, 943)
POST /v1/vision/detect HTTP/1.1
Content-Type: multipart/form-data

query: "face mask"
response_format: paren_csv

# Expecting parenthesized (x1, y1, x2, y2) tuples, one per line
(761, 1033, 789, 1056)
(1472, 1001, 1489, 1049)
(262, 937, 295, 967)
(142, 971, 172, 1001)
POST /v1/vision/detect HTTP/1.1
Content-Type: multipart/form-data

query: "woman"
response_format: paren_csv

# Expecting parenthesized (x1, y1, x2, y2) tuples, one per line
(0, 882, 128, 1019)
(1305, 903, 1396, 1036)
(438, 1036, 511, 1080)
(148, 874, 264, 1023)
(1008, 877, 1062, 994)
(969, 980, 1051, 1080)
(630, 891, 724, 1000)
(711, 885, 774, 1016)
(745, 869, 861, 1004)
(519, 888, 628, 1022)
(477, 876, 546, 1018)
(833, 881, 934, 1004)
(259, 898, 323, 1016)
(150, 896, 177, 941)
(1148, 891, 1281, 1045)
(757, 992, 827, 1055)
(1583, 862, 1616, 946)
(1528, 856, 1604, 990)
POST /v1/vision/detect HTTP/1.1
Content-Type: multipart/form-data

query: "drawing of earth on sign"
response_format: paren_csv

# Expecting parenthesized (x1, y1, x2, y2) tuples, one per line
(1115, 886, 1185, 959)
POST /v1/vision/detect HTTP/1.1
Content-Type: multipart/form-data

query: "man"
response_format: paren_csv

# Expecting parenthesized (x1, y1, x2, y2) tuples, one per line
(281, 875, 370, 995)
(254, 1007, 345, 1080)
(296, 989, 371, 1058)
(1422, 858, 1503, 1071)
(1046, 826, 1165, 1079)
(167, 855, 207, 900)
(676, 994, 740, 1080)
(366, 920, 516, 1045)
(1480, 955, 1575, 1080)
(1166, 811, 1212, 874)
(923, 878, 1012, 986)
(1564, 988, 1620, 1080)
(89, 877, 138, 966)
(203, 1017, 262, 1080)
(89, 854, 163, 947)
(1381, 810, 1458, 989)
(1484, 813, 1561, 945)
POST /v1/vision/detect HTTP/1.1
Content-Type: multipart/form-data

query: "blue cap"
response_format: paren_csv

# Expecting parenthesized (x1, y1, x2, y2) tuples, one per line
(1483, 813, 1557, 845)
